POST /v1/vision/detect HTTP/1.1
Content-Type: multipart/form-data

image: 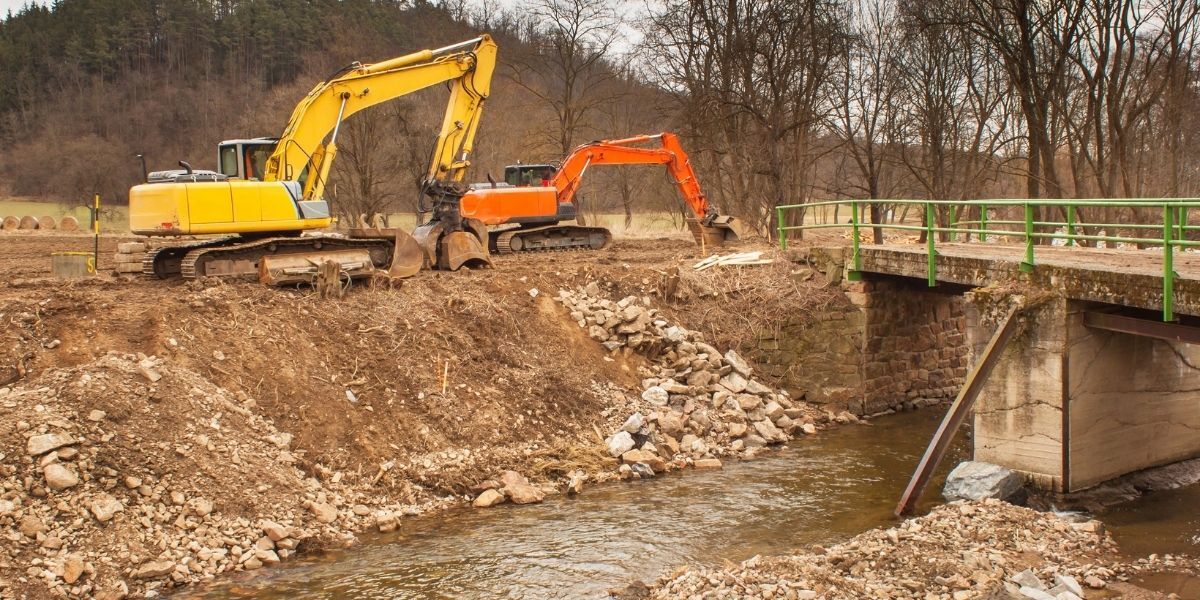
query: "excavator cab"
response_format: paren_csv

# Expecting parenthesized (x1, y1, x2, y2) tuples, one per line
(504, 164, 556, 187)
(217, 139, 280, 181)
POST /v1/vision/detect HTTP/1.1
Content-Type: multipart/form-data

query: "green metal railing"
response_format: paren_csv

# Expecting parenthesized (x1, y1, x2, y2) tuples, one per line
(775, 198, 1200, 321)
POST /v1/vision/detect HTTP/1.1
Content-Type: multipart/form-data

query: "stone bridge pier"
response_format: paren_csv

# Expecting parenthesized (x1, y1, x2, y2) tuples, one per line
(969, 295, 1200, 492)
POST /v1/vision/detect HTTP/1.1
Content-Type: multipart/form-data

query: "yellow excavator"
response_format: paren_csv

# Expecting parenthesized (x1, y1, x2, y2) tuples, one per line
(129, 35, 497, 284)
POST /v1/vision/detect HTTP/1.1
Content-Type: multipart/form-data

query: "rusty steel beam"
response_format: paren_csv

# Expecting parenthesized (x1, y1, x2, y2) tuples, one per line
(1083, 311, 1200, 345)
(895, 305, 1026, 517)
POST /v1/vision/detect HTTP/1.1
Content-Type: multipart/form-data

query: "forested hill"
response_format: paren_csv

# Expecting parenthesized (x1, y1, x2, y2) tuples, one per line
(0, 0, 671, 221)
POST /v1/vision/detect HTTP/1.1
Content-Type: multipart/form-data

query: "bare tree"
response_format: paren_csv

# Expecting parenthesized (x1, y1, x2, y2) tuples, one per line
(830, 0, 903, 242)
(644, 0, 850, 236)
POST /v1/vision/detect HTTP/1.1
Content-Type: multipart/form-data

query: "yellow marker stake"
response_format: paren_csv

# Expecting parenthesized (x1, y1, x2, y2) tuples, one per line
(92, 193, 100, 274)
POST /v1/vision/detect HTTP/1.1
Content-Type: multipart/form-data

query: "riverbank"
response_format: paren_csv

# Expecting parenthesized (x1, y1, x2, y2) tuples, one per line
(649, 499, 1200, 599)
(0, 238, 847, 599)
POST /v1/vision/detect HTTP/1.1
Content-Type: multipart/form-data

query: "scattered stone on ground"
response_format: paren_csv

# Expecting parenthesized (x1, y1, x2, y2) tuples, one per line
(650, 499, 1200, 599)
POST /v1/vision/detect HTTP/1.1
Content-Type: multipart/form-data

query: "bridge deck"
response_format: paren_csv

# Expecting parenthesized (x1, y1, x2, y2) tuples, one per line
(856, 243, 1200, 317)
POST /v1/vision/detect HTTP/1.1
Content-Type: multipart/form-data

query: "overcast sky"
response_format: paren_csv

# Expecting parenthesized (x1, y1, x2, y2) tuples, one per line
(0, 0, 44, 14)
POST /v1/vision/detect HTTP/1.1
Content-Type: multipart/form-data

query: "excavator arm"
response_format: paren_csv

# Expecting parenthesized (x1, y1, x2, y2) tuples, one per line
(264, 36, 497, 203)
(550, 133, 721, 222)
(461, 131, 744, 253)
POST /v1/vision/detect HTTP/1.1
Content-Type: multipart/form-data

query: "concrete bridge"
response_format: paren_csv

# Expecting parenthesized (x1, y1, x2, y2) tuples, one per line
(775, 198, 1200, 496)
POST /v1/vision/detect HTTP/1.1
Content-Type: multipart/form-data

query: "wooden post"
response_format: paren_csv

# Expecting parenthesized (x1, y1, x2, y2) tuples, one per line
(895, 305, 1025, 517)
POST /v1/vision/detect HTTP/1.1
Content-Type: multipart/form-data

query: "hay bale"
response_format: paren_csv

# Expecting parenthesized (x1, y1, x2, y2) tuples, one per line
(18, 215, 39, 230)
(1, 216, 17, 231)
(58, 216, 80, 232)
(39, 216, 57, 230)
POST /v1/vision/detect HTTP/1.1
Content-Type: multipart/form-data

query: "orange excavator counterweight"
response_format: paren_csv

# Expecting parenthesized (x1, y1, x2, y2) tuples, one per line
(461, 132, 745, 253)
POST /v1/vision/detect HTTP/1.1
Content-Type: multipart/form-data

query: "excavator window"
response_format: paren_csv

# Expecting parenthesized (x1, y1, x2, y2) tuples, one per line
(504, 165, 556, 187)
(219, 146, 239, 178)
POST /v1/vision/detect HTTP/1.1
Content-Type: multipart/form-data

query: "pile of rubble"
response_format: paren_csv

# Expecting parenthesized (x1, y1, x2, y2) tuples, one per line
(650, 499, 1198, 599)
(0, 354, 453, 599)
(557, 284, 834, 480)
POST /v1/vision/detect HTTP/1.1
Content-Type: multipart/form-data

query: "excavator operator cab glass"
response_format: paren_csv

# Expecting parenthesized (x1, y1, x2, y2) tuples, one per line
(216, 139, 279, 181)
(504, 164, 556, 187)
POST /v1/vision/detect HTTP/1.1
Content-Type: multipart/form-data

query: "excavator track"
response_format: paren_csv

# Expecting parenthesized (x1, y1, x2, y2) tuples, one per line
(179, 235, 394, 280)
(491, 225, 612, 254)
(142, 237, 238, 279)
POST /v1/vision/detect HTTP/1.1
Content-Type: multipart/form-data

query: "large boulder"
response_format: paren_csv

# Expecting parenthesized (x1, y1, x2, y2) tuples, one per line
(606, 431, 636, 457)
(943, 461, 1025, 503)
(499, 470, 544, 505)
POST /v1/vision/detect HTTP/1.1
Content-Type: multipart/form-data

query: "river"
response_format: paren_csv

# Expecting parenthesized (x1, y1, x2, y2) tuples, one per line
(183, 409, 1198, 599)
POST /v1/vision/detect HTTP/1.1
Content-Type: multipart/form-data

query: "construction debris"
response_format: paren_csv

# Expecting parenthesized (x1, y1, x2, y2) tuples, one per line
(650, 498, 1200, 599)
(692, 250, 773, 271)
(558, 285, 831, 479)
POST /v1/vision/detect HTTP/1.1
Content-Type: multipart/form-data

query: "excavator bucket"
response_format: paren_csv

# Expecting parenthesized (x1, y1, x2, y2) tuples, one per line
(347, 226, 424, 278)
(688, 215, 748, 248)
(411, 218, 493, 271)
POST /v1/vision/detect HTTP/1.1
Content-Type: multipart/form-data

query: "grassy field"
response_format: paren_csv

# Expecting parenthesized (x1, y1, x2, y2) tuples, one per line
(0, 198, 130, 231)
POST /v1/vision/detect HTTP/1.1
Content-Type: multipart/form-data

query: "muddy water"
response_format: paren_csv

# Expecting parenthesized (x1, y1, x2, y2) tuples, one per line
(190, 409, 1198, 599)
(190, 410, 963, 599)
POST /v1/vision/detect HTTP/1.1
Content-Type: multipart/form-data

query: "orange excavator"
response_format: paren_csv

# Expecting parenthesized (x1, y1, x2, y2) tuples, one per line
(459, 132, 745, 253)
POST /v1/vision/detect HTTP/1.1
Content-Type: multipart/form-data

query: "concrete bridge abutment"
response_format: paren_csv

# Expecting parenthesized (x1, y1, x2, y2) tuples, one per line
(970, 295, 1200, 492)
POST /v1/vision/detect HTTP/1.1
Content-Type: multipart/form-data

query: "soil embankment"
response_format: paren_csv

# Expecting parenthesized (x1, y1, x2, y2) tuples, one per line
(0, 236, 844, 599)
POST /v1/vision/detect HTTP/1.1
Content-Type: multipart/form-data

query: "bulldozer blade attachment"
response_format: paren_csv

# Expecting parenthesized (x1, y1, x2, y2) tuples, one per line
(347, 226, 425, 278)
(411, 221, 444, 269)
(386, 228, 424, 278)
(441, 230, 492, 270)
(410, 218, 492, 270)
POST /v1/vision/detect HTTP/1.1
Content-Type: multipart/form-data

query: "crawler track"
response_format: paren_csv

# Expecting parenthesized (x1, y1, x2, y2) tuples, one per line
(491, 225, 612, 254)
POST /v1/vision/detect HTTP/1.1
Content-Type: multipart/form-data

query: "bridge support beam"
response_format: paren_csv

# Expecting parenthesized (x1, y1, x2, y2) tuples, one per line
(970, 296, 1200, 492)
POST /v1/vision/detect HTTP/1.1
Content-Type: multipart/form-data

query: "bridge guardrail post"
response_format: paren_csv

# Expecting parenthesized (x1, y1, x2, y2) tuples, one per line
(1021, 203, 1035, 273)
(1164, 204, 1176, 322)
(776, 205, 786, 251)
(1066, 204, 1076, 246)
(980, 202, 988, 242)
(926, 202, 937, 287)
(849, 201, 862, 282)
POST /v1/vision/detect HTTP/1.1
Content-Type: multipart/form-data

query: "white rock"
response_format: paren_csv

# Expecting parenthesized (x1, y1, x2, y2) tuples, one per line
(723, 349, 752, 376)
(944, 461, 1025, 502)
(718, 372, 748, 394)
(641, 386, 669, 406)
(89, 493, 124, 523)
(1053, 574, 1083, 597)
(607, 431, 636, 457)
(27, 432, 75, 456)
(1018, 587, 1057, 600)
(43, 463, 79, 491)
(1011, 569, 1044, 590)
(620, 412, 644, 433)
